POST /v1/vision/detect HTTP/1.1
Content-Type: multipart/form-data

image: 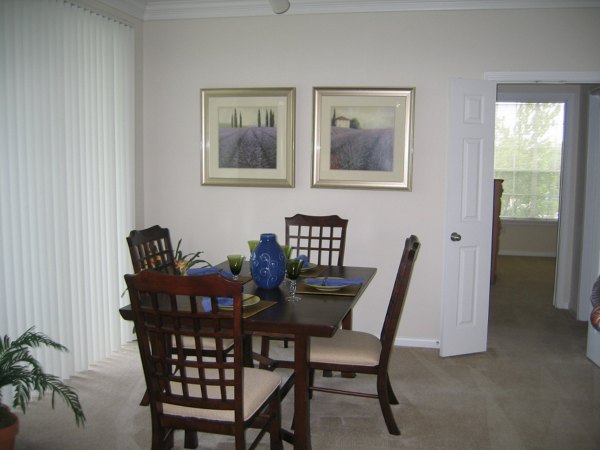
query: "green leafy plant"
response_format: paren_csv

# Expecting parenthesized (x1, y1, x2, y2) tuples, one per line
(0, 327, 85, 428)
(174, 238, 211, 275)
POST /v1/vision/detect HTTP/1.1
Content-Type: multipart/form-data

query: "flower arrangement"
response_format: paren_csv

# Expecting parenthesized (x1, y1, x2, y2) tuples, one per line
(174, 239, 211, 275)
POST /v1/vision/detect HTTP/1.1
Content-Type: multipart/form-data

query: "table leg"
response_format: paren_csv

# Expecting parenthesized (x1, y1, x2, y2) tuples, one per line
(340, 311, 356, 379)
(293, 335, 311, 450)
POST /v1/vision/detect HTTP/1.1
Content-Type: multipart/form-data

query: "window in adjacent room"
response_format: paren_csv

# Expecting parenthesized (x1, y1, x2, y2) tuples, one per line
(494, 101, 565, 220)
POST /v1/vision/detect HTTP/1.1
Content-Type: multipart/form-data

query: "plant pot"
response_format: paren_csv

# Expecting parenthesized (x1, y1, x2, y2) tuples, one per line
(0, 406, 18, 450)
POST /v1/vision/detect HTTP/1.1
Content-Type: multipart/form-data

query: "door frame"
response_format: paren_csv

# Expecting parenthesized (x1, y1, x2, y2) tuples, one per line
(579, 90, 600, 320)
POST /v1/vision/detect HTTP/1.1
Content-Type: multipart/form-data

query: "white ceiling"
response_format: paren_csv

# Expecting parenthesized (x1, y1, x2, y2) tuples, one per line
(101, 0, 600, 21)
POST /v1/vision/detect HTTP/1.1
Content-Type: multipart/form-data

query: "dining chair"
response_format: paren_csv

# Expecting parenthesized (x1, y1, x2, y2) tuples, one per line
(285, 213, 348, 266)
(286, 214, 349, 335)
(127, 225, 233, 449)
(127, 226, 234, 358)
(259, 214, 349, 369)
(308, 235, 420, 435)
(125, 270, 283, 450)
(127, 225, 177, 274)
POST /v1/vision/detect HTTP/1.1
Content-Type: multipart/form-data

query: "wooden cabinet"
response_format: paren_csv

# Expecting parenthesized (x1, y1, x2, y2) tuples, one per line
(491, 179, 503, 284)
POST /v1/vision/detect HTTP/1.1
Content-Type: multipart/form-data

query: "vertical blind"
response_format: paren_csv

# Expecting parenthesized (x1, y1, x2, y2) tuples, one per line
(0, 0, 136, 379)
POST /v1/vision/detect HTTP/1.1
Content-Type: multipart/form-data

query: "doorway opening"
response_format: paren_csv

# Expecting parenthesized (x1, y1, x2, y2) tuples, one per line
(492, 83, 596, 319)
(492, 85, 566, 318)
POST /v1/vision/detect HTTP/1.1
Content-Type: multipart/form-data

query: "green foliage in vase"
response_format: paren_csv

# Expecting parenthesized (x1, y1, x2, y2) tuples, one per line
(174, 238, 212, 275)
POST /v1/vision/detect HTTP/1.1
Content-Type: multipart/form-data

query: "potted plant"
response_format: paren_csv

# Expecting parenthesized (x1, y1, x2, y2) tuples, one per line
(0, 327, 85, 450)
(174, 238, 211, 275)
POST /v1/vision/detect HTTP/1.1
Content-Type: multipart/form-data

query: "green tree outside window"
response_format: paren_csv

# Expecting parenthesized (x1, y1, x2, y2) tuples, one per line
(494, 102, 565, 219)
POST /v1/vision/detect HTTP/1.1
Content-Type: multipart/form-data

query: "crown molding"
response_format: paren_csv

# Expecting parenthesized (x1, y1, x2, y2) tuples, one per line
(97, 0, 148, 19)
(145, 1, 274, 19)
(101, 0, 600, 21)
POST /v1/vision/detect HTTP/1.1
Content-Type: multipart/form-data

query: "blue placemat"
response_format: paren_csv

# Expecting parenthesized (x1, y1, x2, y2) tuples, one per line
(303, 277, 363, 287)
(201, 297, 233, 311)
(187, 267, 233, 278)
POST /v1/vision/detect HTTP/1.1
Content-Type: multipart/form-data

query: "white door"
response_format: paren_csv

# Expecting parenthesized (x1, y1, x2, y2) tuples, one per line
(440, 78, 497, 357)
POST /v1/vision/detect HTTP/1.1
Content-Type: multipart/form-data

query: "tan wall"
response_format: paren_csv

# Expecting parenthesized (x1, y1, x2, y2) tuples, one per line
(142, 8, 600, 346)
(499, 221, 558, 257)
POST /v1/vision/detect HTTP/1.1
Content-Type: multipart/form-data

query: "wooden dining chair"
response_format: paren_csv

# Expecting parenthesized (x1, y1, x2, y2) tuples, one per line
(127, 225, 177, 274)
(258, 214, 349, 369)
(285, 213, 348, 266)
(126, 226, 234, 358)
(286, 214, 349, 335)
(125, 270, 283, 450)
(308, 235, 420, 435)
(126, 225, 233, 449)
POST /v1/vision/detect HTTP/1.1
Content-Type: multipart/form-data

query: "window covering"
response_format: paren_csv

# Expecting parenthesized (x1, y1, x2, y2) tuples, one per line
(0, 0, 135, 379)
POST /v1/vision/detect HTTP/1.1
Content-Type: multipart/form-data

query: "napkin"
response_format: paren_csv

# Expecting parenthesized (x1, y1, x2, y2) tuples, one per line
(201, 297, 233, 311)
(296, 254, 309, 267)
(304, 277, 363, 287)
(187, 266, 233, 278)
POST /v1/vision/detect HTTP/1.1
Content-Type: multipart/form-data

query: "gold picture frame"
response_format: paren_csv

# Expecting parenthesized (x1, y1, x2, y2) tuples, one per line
(201, 87, 295, 187)
(312, 87, 415, 190)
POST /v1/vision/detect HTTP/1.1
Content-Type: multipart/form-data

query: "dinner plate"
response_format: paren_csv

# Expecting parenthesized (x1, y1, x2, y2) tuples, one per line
(304, 277, 352, 292)
(219, 294, 260, 310)
(300, 262, 317, 272)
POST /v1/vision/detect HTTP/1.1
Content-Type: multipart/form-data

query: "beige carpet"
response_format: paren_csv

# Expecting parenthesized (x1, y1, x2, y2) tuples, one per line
(14, 256, 600, 449)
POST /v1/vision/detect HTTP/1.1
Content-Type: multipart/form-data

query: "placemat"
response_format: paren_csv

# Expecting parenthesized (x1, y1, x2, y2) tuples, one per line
(295, 281, 361, 297)
(242, 300, 276, 318)
(237, 275, 253, 284)
(298, 265, 328, 278)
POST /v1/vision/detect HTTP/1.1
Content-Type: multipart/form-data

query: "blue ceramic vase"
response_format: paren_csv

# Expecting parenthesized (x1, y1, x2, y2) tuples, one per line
(250, 233, 285, 289)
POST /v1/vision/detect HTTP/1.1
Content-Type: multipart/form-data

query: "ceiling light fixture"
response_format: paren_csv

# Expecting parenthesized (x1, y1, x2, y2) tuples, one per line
(269, 0, 290, 14)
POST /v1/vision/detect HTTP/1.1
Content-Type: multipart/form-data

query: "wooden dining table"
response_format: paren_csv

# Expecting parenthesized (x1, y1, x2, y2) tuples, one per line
(119, 262, 377, 450)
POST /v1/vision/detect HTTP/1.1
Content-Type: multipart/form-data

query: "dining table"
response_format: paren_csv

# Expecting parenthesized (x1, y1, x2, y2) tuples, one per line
(119, 261, 377, 450)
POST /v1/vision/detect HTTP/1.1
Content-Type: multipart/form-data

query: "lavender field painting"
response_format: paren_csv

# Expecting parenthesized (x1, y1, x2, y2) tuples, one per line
(202, 88, 295, 187)
(219, 127, 277, 168)
(312, 88, 413, 190)
(329, 106, 395, 171)
(330, 127, 393, 171)
(218, 106, 277, 169)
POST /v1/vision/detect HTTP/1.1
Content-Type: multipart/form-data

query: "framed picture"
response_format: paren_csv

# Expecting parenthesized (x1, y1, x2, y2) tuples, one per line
(312, 87, 415, 190)
(201, 87, 295, 187)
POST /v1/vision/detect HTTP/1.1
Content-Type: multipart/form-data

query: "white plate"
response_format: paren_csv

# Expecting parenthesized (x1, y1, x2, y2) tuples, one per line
(219, 294, 260, 310)
(304, 277, 352, 292)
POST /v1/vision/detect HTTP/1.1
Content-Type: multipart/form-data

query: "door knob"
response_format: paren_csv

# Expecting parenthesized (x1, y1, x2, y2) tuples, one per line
(450, 232, 462, 242)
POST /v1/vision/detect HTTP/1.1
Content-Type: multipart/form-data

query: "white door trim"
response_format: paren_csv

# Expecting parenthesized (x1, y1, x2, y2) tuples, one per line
(579, 92, 600, 320)
(485, 71, 600, 83)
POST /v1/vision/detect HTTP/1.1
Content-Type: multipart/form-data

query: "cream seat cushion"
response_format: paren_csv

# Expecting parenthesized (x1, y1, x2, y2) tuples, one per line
(163, 368, 281, 422)
(174, 335, 234, 351)
(310, 329, 381, 366)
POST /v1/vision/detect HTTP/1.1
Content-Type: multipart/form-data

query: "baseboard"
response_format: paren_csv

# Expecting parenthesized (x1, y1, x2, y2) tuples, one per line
(499, 250, 556, 257)
(395, 337, 440, 349)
